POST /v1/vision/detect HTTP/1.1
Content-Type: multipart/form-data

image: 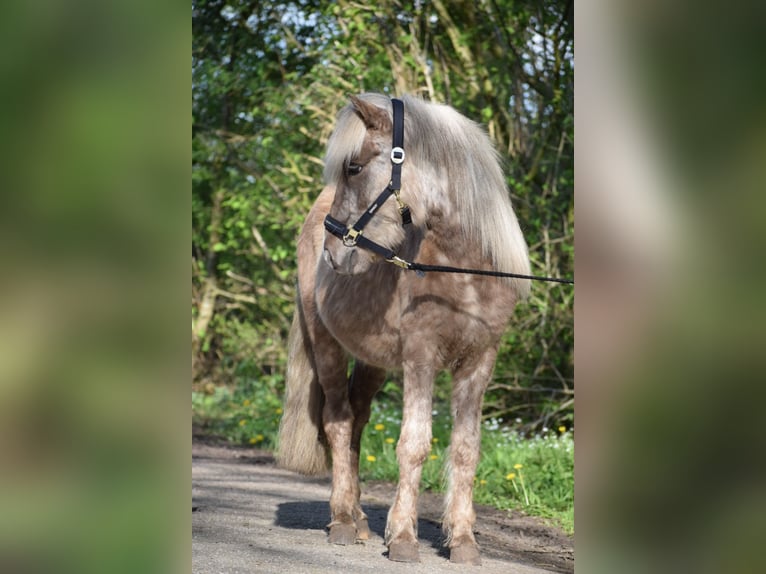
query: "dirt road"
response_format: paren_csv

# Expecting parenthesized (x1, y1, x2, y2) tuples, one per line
(192, 442, 573, 573)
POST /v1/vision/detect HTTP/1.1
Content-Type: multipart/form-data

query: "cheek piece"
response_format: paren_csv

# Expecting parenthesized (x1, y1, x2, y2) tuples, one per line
(324, 98, 412, 265)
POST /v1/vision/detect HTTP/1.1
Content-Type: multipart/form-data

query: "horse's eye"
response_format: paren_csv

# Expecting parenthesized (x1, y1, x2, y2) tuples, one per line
(346, 163, 363, 176)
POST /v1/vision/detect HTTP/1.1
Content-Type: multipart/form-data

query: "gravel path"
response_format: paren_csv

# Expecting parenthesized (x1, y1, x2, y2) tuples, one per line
(192, 442, 573, 573)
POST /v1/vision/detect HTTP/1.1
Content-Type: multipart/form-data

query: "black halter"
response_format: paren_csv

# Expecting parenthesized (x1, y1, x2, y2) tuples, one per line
(324, 98, 412, 265)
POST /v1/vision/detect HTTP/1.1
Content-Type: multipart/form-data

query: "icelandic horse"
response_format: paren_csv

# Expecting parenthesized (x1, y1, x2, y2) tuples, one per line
(277, 93, 530, 564)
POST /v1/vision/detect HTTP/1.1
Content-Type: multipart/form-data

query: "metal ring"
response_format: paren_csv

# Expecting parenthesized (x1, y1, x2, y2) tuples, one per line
(390, 147, 405, 164)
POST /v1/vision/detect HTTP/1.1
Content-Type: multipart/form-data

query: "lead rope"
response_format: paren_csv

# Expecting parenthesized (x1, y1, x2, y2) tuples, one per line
(386, 255, 574, 285)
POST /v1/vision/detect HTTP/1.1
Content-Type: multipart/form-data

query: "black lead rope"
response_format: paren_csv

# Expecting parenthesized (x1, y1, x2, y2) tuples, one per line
(388, 256, 575, 285)
(323, 98, 574, 286)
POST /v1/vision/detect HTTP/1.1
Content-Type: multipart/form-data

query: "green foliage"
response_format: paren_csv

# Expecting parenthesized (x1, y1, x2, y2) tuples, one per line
(192, 374, 285, 448)
(192, 0, 573, 428)
(474, 418, 574, 530)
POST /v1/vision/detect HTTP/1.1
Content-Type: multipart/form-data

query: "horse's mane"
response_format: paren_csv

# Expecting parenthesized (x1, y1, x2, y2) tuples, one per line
(324, 93, 531, 298)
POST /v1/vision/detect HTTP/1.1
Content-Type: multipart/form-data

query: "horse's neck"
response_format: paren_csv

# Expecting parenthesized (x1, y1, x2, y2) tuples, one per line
(413, 212, 483, 268)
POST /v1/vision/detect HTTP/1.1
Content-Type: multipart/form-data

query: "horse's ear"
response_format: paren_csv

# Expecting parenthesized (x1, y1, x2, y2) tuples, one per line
(349, 95, 391, 132)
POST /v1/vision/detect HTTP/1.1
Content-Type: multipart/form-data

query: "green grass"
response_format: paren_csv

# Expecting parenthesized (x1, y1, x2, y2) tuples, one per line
(192, 376, 284, 449)
(192, 383, 574, 534)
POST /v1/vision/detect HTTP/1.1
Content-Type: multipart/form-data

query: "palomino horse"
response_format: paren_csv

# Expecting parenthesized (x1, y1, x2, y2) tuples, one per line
(277, 93, 530, 564)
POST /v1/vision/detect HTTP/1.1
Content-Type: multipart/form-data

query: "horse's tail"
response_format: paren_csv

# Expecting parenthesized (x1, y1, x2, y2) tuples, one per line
(276, 297, 330, 475)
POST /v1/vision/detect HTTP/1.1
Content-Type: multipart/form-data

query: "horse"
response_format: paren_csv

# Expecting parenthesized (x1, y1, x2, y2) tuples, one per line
(277, 93, 530, 565)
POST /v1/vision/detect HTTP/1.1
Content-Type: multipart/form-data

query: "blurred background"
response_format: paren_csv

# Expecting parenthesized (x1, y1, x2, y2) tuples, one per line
(0, 1, 188, 573)
(577, 1, 766, 572)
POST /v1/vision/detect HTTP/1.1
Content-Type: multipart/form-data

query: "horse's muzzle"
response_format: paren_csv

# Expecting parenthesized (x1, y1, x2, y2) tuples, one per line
(323, 247, 359, 276)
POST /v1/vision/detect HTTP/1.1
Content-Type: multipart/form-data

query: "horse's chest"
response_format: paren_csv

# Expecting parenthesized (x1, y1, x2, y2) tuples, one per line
(316, 276, 403, 369)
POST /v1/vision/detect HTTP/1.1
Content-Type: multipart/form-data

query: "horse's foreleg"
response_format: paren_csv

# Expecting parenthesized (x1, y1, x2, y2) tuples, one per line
(314, 338, 357, 546)
(348, 362, 386, 541)
(385, 361, 434, 562)
(443, 347, 498, 565)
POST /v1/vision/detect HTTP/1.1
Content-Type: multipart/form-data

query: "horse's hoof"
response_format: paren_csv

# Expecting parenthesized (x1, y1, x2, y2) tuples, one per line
(388, 540, 420, 562)
(354, 517, 370, 540)
(328, 523, 357, 545)
(450, 543, 482, 565)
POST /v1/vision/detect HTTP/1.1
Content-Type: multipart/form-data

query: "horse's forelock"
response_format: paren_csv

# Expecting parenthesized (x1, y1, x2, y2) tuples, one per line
(323, 94, 394, 186)
(323, 108, 365, 186)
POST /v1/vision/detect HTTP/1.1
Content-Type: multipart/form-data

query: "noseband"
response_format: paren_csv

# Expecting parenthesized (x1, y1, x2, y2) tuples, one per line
(324, 98, 413, 267)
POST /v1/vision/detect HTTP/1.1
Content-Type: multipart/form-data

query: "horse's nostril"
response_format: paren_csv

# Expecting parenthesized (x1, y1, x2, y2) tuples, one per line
(323, 247, 359, 275)
(323, 249, 337, 270)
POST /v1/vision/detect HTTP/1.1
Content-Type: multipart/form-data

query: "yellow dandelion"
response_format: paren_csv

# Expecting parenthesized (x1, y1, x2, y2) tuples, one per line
(558, 426, 566, 433)
(275, 407, 283, 415)
(242, 399, 251, 407)
(513, 463, 523, 470)
(366, 455, 376, 462)
(431, 437, 439, 443)
(385, 437, 395, 444)
(374, 423, 385, 431)
(506, 473, 516, 480)
(429, 454, 438, 460)
(479, 479, 487, 485)
(238, 419, 247, 427)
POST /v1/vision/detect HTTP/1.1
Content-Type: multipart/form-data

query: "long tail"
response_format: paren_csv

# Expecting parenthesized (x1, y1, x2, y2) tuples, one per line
(276, 297, 330, 475)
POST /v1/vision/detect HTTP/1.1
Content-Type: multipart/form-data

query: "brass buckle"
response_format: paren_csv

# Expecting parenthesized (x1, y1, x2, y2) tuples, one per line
(343, 228, 361, 247)
(393, 189, 408, 211)
(386, 256, 410, 269)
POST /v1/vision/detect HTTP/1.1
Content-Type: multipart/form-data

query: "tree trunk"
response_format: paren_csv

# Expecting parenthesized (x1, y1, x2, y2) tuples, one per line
(192, 188, 224, 380)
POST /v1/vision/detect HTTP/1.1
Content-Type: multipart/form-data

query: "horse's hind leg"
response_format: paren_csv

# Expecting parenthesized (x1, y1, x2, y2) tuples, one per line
(443, 346, 499, 565)
(348, 362, 386, 540)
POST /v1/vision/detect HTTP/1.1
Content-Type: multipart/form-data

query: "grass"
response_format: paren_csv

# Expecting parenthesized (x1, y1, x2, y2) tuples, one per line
(192, 377, 284, 449)
(192, 381, 574, 534)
